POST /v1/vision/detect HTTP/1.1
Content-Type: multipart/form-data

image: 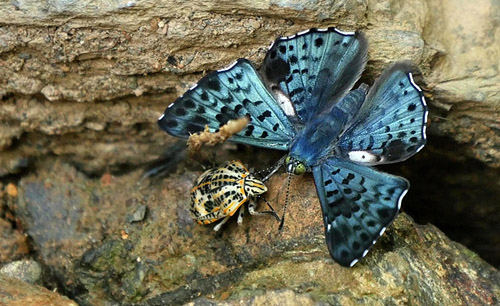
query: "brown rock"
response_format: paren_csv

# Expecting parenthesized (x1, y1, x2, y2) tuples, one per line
(0, 274, 77, 306)
(0, 219, 29, 263)
(11, 159, 500, 305)
(0, 0, 498, 175)
(6, 183, 18, 197)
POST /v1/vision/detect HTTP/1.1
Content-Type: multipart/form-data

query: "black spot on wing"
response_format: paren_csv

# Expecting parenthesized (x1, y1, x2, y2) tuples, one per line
(184, 99, 196, 109)
(163, 119, 178, 128)
(385, 139, 405, 161)
(257, 110, 272, 122)
(186, 123, 204, 134)
(289, 87, 304, 98)
(175, 108, 187, 116)
(207, 79, 220, 91)
(192, 116, 209, 125)
(234, 104, 243, 114)
(341, 173, 355, 185)
(244, 124, 254, 136)
(265, 58, 290, 84)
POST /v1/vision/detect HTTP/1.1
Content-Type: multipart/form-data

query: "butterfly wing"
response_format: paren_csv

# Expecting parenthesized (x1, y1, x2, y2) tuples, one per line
(261, 27, 368, 123)
(312, 157, 409, 267)
(338, 62, 428, 164)
(158, 59, 295, 150)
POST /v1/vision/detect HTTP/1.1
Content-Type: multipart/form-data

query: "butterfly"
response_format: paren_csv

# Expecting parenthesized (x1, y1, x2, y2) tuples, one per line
(158, 27, 428, 267)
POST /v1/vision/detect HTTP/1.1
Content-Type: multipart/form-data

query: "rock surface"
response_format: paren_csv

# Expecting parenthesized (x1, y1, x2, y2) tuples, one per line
(0, 274, 77, 306)
(7, 157, 500, 305)
(0, 183, 30, 263)
(0, 259, 42, 285)
(0, 0, 499, 175)
(0, 0, 499, 304)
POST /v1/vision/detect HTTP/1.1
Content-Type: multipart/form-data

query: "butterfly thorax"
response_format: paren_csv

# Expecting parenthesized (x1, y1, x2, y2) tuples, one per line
(288, 111, 346, 169)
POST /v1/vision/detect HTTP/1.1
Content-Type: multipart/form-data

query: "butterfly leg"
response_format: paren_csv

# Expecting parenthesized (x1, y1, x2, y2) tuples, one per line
(213, 216, 231, 231)
(248, 198, 280, 222)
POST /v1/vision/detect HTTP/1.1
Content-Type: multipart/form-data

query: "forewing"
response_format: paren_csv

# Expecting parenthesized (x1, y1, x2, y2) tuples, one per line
(262, 28, 368, 123)
(313, 158, 409, 267)
(158, 59, 295, 150)
(339, 62, 428, 164)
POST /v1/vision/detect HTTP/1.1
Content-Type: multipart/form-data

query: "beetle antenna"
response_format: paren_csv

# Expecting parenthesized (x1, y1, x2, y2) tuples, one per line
(255, 155, 286, 182)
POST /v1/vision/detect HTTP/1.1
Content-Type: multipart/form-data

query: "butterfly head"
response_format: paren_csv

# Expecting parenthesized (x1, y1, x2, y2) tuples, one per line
(284, 155, 307, 175)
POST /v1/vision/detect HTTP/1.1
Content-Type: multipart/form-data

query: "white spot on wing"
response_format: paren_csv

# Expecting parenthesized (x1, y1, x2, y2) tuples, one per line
(349, 259, 359, 267)
(421, 96, 428, 107)
(167, 103, 175, 109)
(317, 28, 328, 32)
(158, 114, 165, 120)
(327, 223, 331, 232)
(362, 249, 369, 257)
(286, 34, 296, 39)
(348, 151, 380, 164)
(273, 88, 297, 117)
(268, 41, 275, 50)
(217, 60, 238, 72)
(297, 29, 310, 36)
(379, 227, 387, 236)
(397, 189, 409, 210)
(334, 28, 355, 36)
(409, 73, 428, 110)
(189, 84, 197, 90)
(408, 73, 422, 92)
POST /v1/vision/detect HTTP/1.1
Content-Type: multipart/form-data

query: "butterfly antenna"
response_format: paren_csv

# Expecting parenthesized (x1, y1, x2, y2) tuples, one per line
(279, 171, 292, 231)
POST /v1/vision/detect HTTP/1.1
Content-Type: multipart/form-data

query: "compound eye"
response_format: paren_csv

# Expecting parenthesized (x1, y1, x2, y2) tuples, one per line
(285, 155, 291, 164)
(294, 163, 306, 175)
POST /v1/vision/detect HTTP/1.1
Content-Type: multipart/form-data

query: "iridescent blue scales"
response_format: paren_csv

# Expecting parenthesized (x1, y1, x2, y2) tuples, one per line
(190, 160, 276, 231)
(159, 27, 428, 267)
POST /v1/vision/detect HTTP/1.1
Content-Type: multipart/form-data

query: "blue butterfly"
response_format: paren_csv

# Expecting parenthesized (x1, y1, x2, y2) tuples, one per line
(158, 28, 428, 267)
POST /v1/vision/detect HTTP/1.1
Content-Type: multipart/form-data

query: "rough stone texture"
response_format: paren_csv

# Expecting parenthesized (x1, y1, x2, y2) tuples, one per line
(1, 0, 500, 305)
(0, 183, 30, 263)
(0, 217, 29, 262)
(15, 160, 141, 298)
(186, 289, 317, 306)
(8, 157, 500, 305)
(0, 0, 499, 175)
(0, 274, 77, 306)
(0, 259, 42, 285)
